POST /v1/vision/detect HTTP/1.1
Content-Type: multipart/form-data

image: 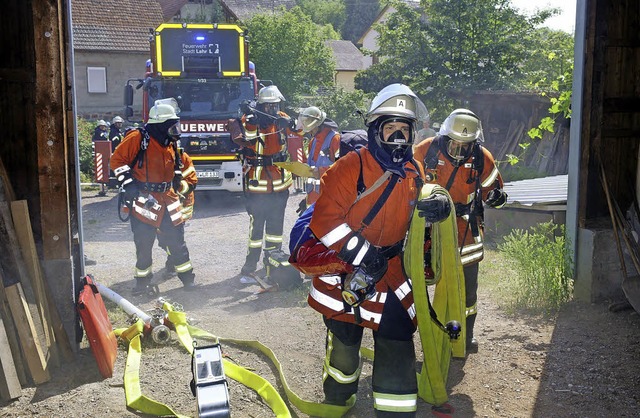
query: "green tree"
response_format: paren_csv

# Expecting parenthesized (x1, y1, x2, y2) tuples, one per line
(356, 0, 559, 120)
(245, 7, 336, 103)
(523, 28, 574, 91)
(77, 117, 95, 181)
(312, 87, 372, 130)
(297, 0, 347, 35)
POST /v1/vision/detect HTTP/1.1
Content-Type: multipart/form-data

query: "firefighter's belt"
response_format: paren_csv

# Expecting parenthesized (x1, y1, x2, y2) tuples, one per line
(404, 183, 467, 406)
(245, 156, 275, 167)
(140, 181, 172, 192)
(379, 239, 404, 260)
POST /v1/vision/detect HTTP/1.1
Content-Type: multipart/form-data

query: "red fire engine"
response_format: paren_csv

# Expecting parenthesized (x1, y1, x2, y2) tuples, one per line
(124, 23, 259, 191)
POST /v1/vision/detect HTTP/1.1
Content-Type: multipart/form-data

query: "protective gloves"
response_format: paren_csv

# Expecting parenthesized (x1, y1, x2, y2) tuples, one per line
(296, 198, 307, 216)
(239, 101, 251, 115)
(172, 170, 183, 194)
(485, 188, 508, 208)
(226, 118, 245, 143)
(276, 116, 294, 131)
(122, 181, 138, 204)
(417, 193, 451, 223)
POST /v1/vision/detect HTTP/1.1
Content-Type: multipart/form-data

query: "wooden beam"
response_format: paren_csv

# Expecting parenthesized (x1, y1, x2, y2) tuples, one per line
(10, 201, 73, 363)
(0, 279, 27, 386)
(0, 313, 21, 401)
(33, 0, 72, 261)
(2, 280, 49, 384)
(0, 157, 15, 203)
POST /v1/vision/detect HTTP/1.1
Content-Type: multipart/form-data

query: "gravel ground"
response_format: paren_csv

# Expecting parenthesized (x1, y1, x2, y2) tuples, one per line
(0, 187, 638, 417)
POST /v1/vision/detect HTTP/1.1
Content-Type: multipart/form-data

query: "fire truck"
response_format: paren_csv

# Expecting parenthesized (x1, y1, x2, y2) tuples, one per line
(124, 23, 259, 192)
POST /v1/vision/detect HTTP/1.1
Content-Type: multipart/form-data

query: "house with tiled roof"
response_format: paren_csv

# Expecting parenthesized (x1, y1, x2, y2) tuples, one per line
(218, 0, 296, 22)
(325, 40, 369, 92)
(157, 0, 296, 24)
(358, 0, 421, 65)
(72, 0, 164, 118)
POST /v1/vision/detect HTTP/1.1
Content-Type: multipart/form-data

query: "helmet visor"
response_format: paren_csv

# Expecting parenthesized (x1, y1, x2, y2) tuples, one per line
(168, 121, 181, 138)
(446, 139, 472, 161)
(263, 102, 279, 116)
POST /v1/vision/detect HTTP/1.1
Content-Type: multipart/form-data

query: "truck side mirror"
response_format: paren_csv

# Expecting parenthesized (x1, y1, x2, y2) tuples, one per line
(124, 84, 134, 106)
(125, 106, 134, 119)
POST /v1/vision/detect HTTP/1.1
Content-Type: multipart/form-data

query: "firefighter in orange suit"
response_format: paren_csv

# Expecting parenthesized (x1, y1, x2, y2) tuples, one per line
(413, 108, 507, 352)
(157, 148, 197, 272)
(307, 84, 451, 416)
(229, 85, 295, 276)
(110, 99, 198, 295)
(297, 106, 341, 206)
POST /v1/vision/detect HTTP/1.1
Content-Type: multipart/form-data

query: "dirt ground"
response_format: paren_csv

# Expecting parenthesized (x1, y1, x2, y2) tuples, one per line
(1, 188, 639, 417)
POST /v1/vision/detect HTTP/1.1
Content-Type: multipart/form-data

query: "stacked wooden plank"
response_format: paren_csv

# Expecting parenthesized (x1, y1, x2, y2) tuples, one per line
(0, 156, 73, 401)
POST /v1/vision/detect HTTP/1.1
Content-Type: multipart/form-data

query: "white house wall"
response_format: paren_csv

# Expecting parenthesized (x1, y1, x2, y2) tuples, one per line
(74, 51, 147, 119)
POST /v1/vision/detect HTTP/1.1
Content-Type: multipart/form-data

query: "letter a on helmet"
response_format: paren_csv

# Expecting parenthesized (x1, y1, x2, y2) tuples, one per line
(365, 83, 429, 126)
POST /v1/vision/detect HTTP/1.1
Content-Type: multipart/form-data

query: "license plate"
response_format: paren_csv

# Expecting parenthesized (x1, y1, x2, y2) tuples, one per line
(197, 171, 219, 178)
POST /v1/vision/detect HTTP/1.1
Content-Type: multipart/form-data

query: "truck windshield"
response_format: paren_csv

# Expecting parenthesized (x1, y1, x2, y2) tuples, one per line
(147, 78, 255, 119)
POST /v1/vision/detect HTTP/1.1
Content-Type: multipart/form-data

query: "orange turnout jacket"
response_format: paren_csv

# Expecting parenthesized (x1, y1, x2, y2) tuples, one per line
(413, 136, 503, 265)
(110, 130, 196, 227)
(238, 111, 293, 193)
(307, 148, 423, 330)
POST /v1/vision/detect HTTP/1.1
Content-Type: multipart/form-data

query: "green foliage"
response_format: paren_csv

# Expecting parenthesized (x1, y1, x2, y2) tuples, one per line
(355, 56, 406, 93)
(310, 87, 373, 130)
(527, 63, 573, 140)
(356, 0, 564, 121)
(245, 7, 336, 101)
(297, 0, 347, 35)
(77, 117, 95, 180)
(497, 222, 573, 313)
(523, 28, 574, 91)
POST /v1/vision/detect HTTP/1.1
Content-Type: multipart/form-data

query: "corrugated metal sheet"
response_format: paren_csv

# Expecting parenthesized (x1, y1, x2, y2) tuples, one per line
(504, 174, 568, 207)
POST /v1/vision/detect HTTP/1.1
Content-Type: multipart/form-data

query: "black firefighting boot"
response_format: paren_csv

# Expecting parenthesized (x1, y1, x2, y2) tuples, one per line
(132, 276, 154, 296)
(241, 248, 261, 275)
(466, 313, 478, 353)
(179, 271, 197, 291)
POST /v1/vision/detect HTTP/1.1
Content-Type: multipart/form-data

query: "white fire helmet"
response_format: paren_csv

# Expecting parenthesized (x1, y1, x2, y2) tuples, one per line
(365, 83, 428, 127)
(257, 85, 285, 104)
(297, 106, 326, 133)
(147, 98, 180, 124)
(439, 108, 484, 161)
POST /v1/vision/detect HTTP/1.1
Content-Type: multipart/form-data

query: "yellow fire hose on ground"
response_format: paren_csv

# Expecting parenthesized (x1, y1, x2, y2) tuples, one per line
(111, 184, 465, 417)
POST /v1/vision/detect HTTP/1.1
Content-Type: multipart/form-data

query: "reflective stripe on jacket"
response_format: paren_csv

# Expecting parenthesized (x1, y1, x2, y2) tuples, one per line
(307, 148, 423, 330)
(110, 130, 184, 226)
(242, 112, 293, 193)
